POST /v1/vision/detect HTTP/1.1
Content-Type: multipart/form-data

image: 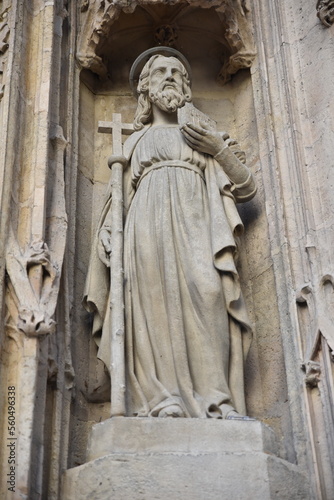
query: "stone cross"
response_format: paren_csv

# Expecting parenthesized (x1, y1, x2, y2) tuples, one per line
(98, 113, 133, 417)
(98, 114, 134, 155)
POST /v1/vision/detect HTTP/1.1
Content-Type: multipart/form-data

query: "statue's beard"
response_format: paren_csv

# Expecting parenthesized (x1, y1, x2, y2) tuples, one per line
(150, 85, 186, 113)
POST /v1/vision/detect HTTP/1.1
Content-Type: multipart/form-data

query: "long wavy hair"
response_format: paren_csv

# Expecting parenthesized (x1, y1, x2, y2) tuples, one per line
(133, 55, 192, 131)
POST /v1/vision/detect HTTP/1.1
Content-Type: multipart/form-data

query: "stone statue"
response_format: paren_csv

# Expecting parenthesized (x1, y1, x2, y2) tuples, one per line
(84, 48, 256, 419)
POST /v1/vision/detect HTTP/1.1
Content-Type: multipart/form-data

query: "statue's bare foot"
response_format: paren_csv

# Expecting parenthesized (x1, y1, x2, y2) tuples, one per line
(158, 404, 185, 418)
(219, 403, 256, 421)
(226, 411, 256, 421)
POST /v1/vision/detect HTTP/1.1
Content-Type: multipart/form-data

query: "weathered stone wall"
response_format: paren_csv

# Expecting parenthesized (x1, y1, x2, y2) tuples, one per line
(250, 0, 334, 496)
(0, 1, 333, 498)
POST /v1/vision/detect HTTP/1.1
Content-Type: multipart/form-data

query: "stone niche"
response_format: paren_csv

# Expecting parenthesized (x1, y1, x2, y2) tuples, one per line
(77, 0, 256, 87)
(69, 0, 294, 480)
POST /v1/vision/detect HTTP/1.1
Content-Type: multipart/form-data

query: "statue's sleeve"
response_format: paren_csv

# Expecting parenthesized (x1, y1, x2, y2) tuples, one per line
(214, 145, 257, 203)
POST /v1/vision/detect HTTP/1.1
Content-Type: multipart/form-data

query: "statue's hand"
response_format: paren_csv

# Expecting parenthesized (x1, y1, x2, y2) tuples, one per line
(181, 122, 226, 156)
(98, 228, 112, 267)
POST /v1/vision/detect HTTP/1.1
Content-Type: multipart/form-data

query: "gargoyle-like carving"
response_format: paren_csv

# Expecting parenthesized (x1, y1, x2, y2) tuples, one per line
(317, 0, 334, 27)
(302, 360, 321, 388)
(77, 0, 255, 85)
(5, 233, 59, 337)
(17, 307, 56, 337)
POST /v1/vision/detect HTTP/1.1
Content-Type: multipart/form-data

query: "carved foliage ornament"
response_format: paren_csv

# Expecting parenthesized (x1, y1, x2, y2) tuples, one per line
(5, 233, 59, 338)
(5, 132, 68, 340)
(77, 0, 255, 85)
(317, 0, 334, 27)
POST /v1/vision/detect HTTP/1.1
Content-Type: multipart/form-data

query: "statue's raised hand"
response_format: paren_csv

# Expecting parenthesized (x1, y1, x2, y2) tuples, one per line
(181, 122, 226, 157)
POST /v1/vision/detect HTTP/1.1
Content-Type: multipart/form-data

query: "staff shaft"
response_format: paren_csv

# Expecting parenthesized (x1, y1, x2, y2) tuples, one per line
(108, 114, 126, 416)
(109, 160, 125, 416)
(98, 113, 133, 416)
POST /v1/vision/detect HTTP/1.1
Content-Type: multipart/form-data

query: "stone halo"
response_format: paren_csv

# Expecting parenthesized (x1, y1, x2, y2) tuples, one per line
(129, 46, 192, 95)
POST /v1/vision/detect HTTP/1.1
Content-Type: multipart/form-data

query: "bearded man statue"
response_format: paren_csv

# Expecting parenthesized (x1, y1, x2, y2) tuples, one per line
(83, 51, 257, 419)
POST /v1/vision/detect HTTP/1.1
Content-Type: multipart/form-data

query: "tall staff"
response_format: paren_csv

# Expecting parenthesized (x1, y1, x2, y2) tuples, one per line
(98, 114, 133, 416)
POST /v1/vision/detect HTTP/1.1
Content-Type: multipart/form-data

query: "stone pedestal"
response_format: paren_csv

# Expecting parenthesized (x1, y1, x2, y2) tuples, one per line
(61, 418, 309, 500)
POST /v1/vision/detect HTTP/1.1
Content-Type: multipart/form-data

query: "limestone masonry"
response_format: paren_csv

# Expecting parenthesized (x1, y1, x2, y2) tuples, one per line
(0, 1, 333, 499)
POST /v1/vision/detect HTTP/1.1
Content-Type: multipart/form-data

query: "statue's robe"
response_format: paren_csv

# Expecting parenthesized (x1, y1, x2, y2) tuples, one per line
(84, 123, 256, 417)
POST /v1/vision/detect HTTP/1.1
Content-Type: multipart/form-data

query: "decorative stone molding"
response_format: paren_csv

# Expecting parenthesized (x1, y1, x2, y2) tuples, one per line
(77, 0, 255, 85)
(215, 0, 255, 84)
(317, 0, 334, 27)
(296, 275, 334, 372)
(0, 16, 9, 53)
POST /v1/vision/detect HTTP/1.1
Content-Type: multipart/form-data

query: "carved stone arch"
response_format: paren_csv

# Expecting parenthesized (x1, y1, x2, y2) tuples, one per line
(77, 0, 256, 86)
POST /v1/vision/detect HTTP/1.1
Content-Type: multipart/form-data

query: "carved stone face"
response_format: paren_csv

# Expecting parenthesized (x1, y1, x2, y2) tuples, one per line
(148, 56, 187, 113)
(149, 56, 184, 95)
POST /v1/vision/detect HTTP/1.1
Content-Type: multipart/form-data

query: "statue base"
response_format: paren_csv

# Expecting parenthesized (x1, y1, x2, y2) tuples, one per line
(61, 418, 309, 500)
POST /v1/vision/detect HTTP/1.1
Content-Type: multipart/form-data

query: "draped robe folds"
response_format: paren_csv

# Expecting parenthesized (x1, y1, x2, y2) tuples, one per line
(83, 123, 255, 417)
